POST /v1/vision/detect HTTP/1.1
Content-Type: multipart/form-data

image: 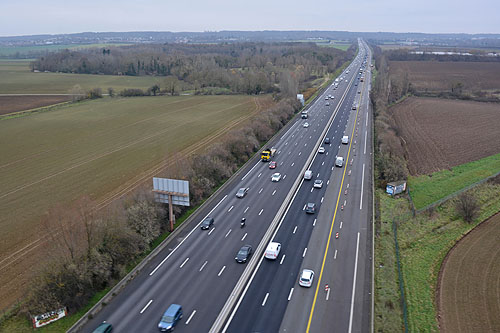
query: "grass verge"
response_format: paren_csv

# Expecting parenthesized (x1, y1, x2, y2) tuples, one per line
(408, 152, 500, 209)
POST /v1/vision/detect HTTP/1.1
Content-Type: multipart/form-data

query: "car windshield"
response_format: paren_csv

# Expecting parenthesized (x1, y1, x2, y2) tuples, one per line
(238, 189, 244, 194)
(162, 315, 174, 323)
(238, 249, 247, 256)
(202, 219, 210, 225)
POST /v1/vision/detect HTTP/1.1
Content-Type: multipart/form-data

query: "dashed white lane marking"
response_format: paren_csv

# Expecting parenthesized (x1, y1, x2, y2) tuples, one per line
(185, 310, 196, 325)
(327, 180, 330, 185)
(228, 205, 233, 212)
(280, 161, 284, 165)
(322, 161, 325, 166)
(313, 218, 317, 226)
(259, 209, 264, 216)
(140, 299, 153, 314)
(241, 233, 247, 241)
(303, 204, 306, 210)
(340, 221, 343, 228)
(291, 162, 295, 167)
(360, 163, 365, 210)
(303, 247, 308, 257)
(364, 131, 367, 154)
(218, 266, 226, 277)
(272, 190, 276, 196)
(334, 249, 338, 259)
(331, 166, 334, 171)
(298, 151, 302, 156)
(293, 226, 297, 234)
(344, 200, 347, 206)
(283, 175, 287, 179)
(280, 254, 286, 265)
(326, 152, 329, 155)
(304, 143, 307, 147)
(258, 172, 262, 178)
(317, 173, 320, 178)
(289, 151, 291, 155)
(347, 183, 350, 189)
(208, 228, 215, 235)
(225, 229, 232, 238)
(180, 257, 189, 268)
(259, 188, 263, 194)
(288, 288, 294, 301)
(310, 188, 313, 193)
(199, 261, 208, 272)
(321, 197, 324, 203)
(262, 293, 269, 306)
(244, 206, 249, 213)
(326, 287, 331, 301)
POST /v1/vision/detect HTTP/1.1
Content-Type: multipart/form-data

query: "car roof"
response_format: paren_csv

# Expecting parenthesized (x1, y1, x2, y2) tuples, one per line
(164, 304, 181, 316)
(307, 202, 315, 207)
(268, 242, 280, 249)
(302, 269, 314, 278)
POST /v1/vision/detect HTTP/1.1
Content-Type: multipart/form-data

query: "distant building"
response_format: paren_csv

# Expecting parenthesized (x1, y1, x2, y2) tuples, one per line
(296, 94, 304, 106)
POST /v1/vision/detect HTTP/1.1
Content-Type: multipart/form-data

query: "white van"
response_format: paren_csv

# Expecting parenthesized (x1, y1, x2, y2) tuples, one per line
(264, 242, 281, 260)
(304, 170, 313, 180)
(335, 156, 344, 167)
(342, 135, 349, 144)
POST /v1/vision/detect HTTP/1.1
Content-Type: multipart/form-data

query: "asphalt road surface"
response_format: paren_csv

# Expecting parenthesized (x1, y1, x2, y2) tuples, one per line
(82, 39, 372, 333)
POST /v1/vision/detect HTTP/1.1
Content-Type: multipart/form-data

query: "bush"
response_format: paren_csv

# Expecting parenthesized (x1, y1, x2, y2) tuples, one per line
(455, 192, 480, 223)
(120, 88, 146, 97)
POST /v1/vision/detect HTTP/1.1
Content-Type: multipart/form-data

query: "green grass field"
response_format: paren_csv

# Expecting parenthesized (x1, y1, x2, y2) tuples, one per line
(0, 43, 131, 58)
(0, 60, 162, 94)
(408, 152, 500, 209)
(0, 95, 267, 310)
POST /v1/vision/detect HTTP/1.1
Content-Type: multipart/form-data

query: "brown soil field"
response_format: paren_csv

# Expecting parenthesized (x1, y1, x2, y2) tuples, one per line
(0, 95, 71, 115)
(437, 213, 500, 333)
(391, 97, 500, 175)
(389, 61, 500, 92)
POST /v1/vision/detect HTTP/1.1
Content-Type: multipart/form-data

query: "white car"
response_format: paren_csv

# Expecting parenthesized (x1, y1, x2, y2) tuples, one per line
(335, 156, 344, 167)
(342, 135, 349, 144)
(314, 180, 323, 188)
(303, 122, 309, 128)
(264, 242, 281, 260)
(271, 173, 281, 182)
(318, 147, 325, 154)
(299, 269, 315, 287)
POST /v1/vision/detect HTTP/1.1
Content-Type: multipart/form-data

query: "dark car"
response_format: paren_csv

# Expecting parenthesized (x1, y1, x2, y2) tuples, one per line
(324, 137, 330, 144)
(200, 217, 214, 230)
(235, 245, 253, 263)
(305, 203, 316, 214)
(158, 304, 183, 332)
(92, 322, 112, 333)
(236, 187, 249, 198)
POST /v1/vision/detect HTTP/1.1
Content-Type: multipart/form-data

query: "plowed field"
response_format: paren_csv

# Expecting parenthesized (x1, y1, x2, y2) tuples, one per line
(438, 213, 500, 333)
(0, 95, 71, 115)
(391, 97, 500, 175)
(389, 61, 500, 92)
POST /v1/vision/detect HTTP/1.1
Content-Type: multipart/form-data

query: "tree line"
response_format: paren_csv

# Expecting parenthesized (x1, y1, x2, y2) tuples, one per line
(31, 42, 355, 96)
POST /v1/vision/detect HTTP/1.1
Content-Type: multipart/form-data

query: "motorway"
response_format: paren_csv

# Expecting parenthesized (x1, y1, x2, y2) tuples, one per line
(82, 40, 372, 333)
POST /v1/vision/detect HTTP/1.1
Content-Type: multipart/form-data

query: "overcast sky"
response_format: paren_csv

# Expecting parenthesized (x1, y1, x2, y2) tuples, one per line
(1, 0, 499, 36)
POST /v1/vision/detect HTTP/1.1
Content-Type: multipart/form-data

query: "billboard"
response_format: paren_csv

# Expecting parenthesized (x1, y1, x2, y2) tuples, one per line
(153, 177, 190, 206)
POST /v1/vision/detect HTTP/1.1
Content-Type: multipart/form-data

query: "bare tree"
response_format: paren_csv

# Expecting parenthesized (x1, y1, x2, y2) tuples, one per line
(455, 192, 480, 223)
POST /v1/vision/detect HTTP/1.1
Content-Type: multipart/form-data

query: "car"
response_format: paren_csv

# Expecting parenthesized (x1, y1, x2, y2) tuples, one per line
(303, 122, 309, 128)
(325, 102, 330, 106)
(345, 80, 348, 82)
(158, 304, 183, 332)
(358, 90, 361, 94)
(352, 104, 357, 110)
(342, 135, 349, 144)
(330, 96, 335, 99)
(324, 137, 330, 144)
(236, 187, 249, 198)
(314, 180, 323, 188)
(200, 217, 214, 230)
(299, 269, 315, 287)
(269, 161, 277, 169)
(325, 96, 329, 100)
(305, 202, 316, 214)
(264, 242, 281, 260)
(354, 82, 358, 86)
(235, 245, 253, 263)
(271, 173, 281, 182)
(335, 156, 344, 167)
(92, 322, 113, 333)
(318, 147, 325, 154)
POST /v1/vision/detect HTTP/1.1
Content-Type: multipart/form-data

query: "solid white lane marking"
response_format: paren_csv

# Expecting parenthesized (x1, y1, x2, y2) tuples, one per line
(288, 288, 294, 301)
(259, 209, 263, 216)
(180, 257, 189, 268)
(259, 188, 263, 194)
(186, 310, 196, 325)
(225, 229, 232, 238)
(218, 266, 226, 277)
(262, 293, 269, 306)
(228, 205, 233, 212)
(293, 226, 297, 234)
(360, 163, 365, 210)
(140, 299, 153, 314)
(241, 162, 260, 180)
(241, 233, 247, 241)
(348, 233, 361, 333)
(303, 248, 307, 257)
(272, 190, 276, 196)
(244, 206, 249, 213)
(334, 249, 337, 259)
(364, 130, 367, 154)
(199, 261, 208, 272)
(280, 254, 286, 265)
(150, 195, 227, 275)
(321, 197, 324, 203)
(258, 172, 262, 178)
(208, 228, 215, 235)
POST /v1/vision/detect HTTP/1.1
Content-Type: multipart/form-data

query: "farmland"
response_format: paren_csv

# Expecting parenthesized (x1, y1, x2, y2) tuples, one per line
(391, 97, 500, 175)
(0, 43, 131, 58)
(0, 94, 272, 309)
(438, 213, 500, 333)
(0, 60, 162, 94)
(389, 60, 500, 92)
(0, 95, 71, 115)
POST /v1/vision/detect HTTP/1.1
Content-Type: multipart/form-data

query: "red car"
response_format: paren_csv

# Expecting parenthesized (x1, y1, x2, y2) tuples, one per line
(269, 161, 277, 169)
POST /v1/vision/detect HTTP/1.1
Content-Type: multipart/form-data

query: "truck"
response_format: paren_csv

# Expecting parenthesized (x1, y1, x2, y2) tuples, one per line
(261, 147, 276, 162)
(301, 111, 308, 119)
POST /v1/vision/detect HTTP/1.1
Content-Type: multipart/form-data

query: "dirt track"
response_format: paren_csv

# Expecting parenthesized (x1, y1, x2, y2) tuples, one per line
(391, 97, 500, 175)
(437, 213, 500, 333)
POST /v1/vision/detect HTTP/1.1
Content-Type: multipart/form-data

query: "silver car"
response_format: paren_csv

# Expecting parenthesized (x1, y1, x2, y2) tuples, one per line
(299, 269, 315, 287)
